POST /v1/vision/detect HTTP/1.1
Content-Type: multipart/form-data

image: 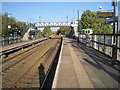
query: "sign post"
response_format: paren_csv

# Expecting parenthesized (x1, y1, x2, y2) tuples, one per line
(111, 0, 117, 65)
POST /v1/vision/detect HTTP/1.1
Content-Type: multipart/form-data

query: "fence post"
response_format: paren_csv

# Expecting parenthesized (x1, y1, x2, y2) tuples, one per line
(94, 35, 97, 49)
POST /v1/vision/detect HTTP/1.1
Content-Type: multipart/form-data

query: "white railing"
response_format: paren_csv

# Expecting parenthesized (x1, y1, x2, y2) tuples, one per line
(79, 34, 120, 61)
(0, 36, 22, 46)
(35, 21, 78, 27)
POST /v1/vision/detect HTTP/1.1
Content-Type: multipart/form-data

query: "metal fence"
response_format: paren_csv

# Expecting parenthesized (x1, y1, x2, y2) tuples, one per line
(0, 36, 22, 46)
(79, 34, 120, 61)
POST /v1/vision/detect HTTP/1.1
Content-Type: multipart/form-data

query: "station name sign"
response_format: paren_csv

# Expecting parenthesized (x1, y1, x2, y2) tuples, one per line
(97, 12, 113, 18)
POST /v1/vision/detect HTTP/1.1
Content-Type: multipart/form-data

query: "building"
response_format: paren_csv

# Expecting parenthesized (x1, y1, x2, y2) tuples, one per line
(81, 29, 93, 34)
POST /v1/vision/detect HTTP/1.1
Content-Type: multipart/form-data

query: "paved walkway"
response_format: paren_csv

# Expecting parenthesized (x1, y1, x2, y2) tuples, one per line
(52, 37, 120, 88)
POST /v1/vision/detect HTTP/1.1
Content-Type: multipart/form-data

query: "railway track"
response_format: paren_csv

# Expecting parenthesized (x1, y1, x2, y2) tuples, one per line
(0, 38, 47, 57)
(2, 38, 60, 88)
(13, 42, 59, 88)
(2, 39, 48, 72)
(1, 39, 47, 64)
(12, 47, 51, 88)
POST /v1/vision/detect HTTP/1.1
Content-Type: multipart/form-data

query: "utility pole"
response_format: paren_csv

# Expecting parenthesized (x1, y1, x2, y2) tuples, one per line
(66, 16, 68, 22)
(76, 9, 83, 43)
(39, 16, 41, 30)
(112, 0, 117, 65)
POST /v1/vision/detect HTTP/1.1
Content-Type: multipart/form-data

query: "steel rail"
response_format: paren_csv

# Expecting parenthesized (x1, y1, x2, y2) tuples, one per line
(2, 39, 49, 72)
(0, 38, 47, 57)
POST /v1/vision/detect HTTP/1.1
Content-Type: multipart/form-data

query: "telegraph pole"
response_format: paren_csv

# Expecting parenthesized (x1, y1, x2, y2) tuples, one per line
(39, 16, 41, 23)
(112, 0, 117, 65)
(39, 16, 41, 30)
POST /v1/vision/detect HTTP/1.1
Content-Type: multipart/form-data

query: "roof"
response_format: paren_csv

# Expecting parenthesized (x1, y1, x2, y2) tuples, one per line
(104, 16, 118, 24)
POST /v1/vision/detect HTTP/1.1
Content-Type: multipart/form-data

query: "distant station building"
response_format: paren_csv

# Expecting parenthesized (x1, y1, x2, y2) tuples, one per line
(81, 29, 93, 34)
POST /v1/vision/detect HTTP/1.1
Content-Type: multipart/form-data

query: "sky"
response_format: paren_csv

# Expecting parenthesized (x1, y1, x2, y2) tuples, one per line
(2, 2, 115, 23)
(2, 1, 119, 31)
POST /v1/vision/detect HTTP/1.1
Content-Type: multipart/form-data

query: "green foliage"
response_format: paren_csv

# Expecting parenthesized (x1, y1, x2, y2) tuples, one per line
(37, 30, 42, 38)
(2, 13, 9, 36)
(37, 30, 42, 35)
(16, 21, 27, 32)
(42, 27, 52, 36)
(56, 27, 70, 35)
(52, 31, 57, 34)
(1, 13, 27, 37)
(80, 10, 112, 34)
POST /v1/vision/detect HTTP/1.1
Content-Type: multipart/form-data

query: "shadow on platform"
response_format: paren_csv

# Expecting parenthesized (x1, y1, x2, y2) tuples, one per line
(38, 63, 45, 88)
(68, 39, 120, 84)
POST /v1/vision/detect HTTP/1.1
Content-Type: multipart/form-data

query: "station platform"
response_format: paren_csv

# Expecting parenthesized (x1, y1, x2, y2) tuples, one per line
(52, 37, 120, 88)
(0, 38, 46, 52)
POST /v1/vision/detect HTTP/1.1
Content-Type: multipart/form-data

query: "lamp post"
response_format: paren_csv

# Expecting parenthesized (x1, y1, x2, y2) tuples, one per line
(8, 25, 11, 44)
(112, 0, 117, 65)
(99, 6, 106, 53)
(39, 16, 41, 23)
(77, 9, 83, 43)
(39, 16, 41, 28)
(77, 10, 80, 43)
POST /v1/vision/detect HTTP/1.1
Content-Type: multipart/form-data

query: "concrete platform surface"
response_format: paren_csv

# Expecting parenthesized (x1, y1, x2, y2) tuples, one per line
(52, 37, 120, 88)
(52, 38, 94, 88)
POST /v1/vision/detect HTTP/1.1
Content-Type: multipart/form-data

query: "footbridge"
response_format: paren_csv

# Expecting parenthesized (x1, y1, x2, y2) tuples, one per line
(35, 21, 78, 27)
(22, 21, 79, 41)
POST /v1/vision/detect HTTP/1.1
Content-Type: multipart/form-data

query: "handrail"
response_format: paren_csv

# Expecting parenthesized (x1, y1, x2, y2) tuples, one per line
(90, 34, 120, 36)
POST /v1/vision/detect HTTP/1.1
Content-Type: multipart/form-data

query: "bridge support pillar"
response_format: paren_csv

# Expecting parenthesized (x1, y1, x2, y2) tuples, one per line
(94, 35, 97, 49)
(73, 26, 78, 39)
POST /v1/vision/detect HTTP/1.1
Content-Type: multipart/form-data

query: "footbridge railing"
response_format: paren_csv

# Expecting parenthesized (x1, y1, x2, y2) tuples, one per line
(35, 21, 78, 27)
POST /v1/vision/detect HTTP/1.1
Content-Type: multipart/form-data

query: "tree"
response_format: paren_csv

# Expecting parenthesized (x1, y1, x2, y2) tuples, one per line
(1, 13, 27, 37)
(80, 10, 112, 34)
(8, 17, 17, 32)
(42, 27, 52, 36)
(37, 30, 42, 38)
(2, 13, 9, 37)
(16, 21, 27, 32)
(56, 27, 70, 35)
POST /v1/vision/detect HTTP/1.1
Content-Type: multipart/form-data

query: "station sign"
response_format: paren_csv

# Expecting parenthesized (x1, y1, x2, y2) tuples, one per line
(97, 12, 113, 18)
